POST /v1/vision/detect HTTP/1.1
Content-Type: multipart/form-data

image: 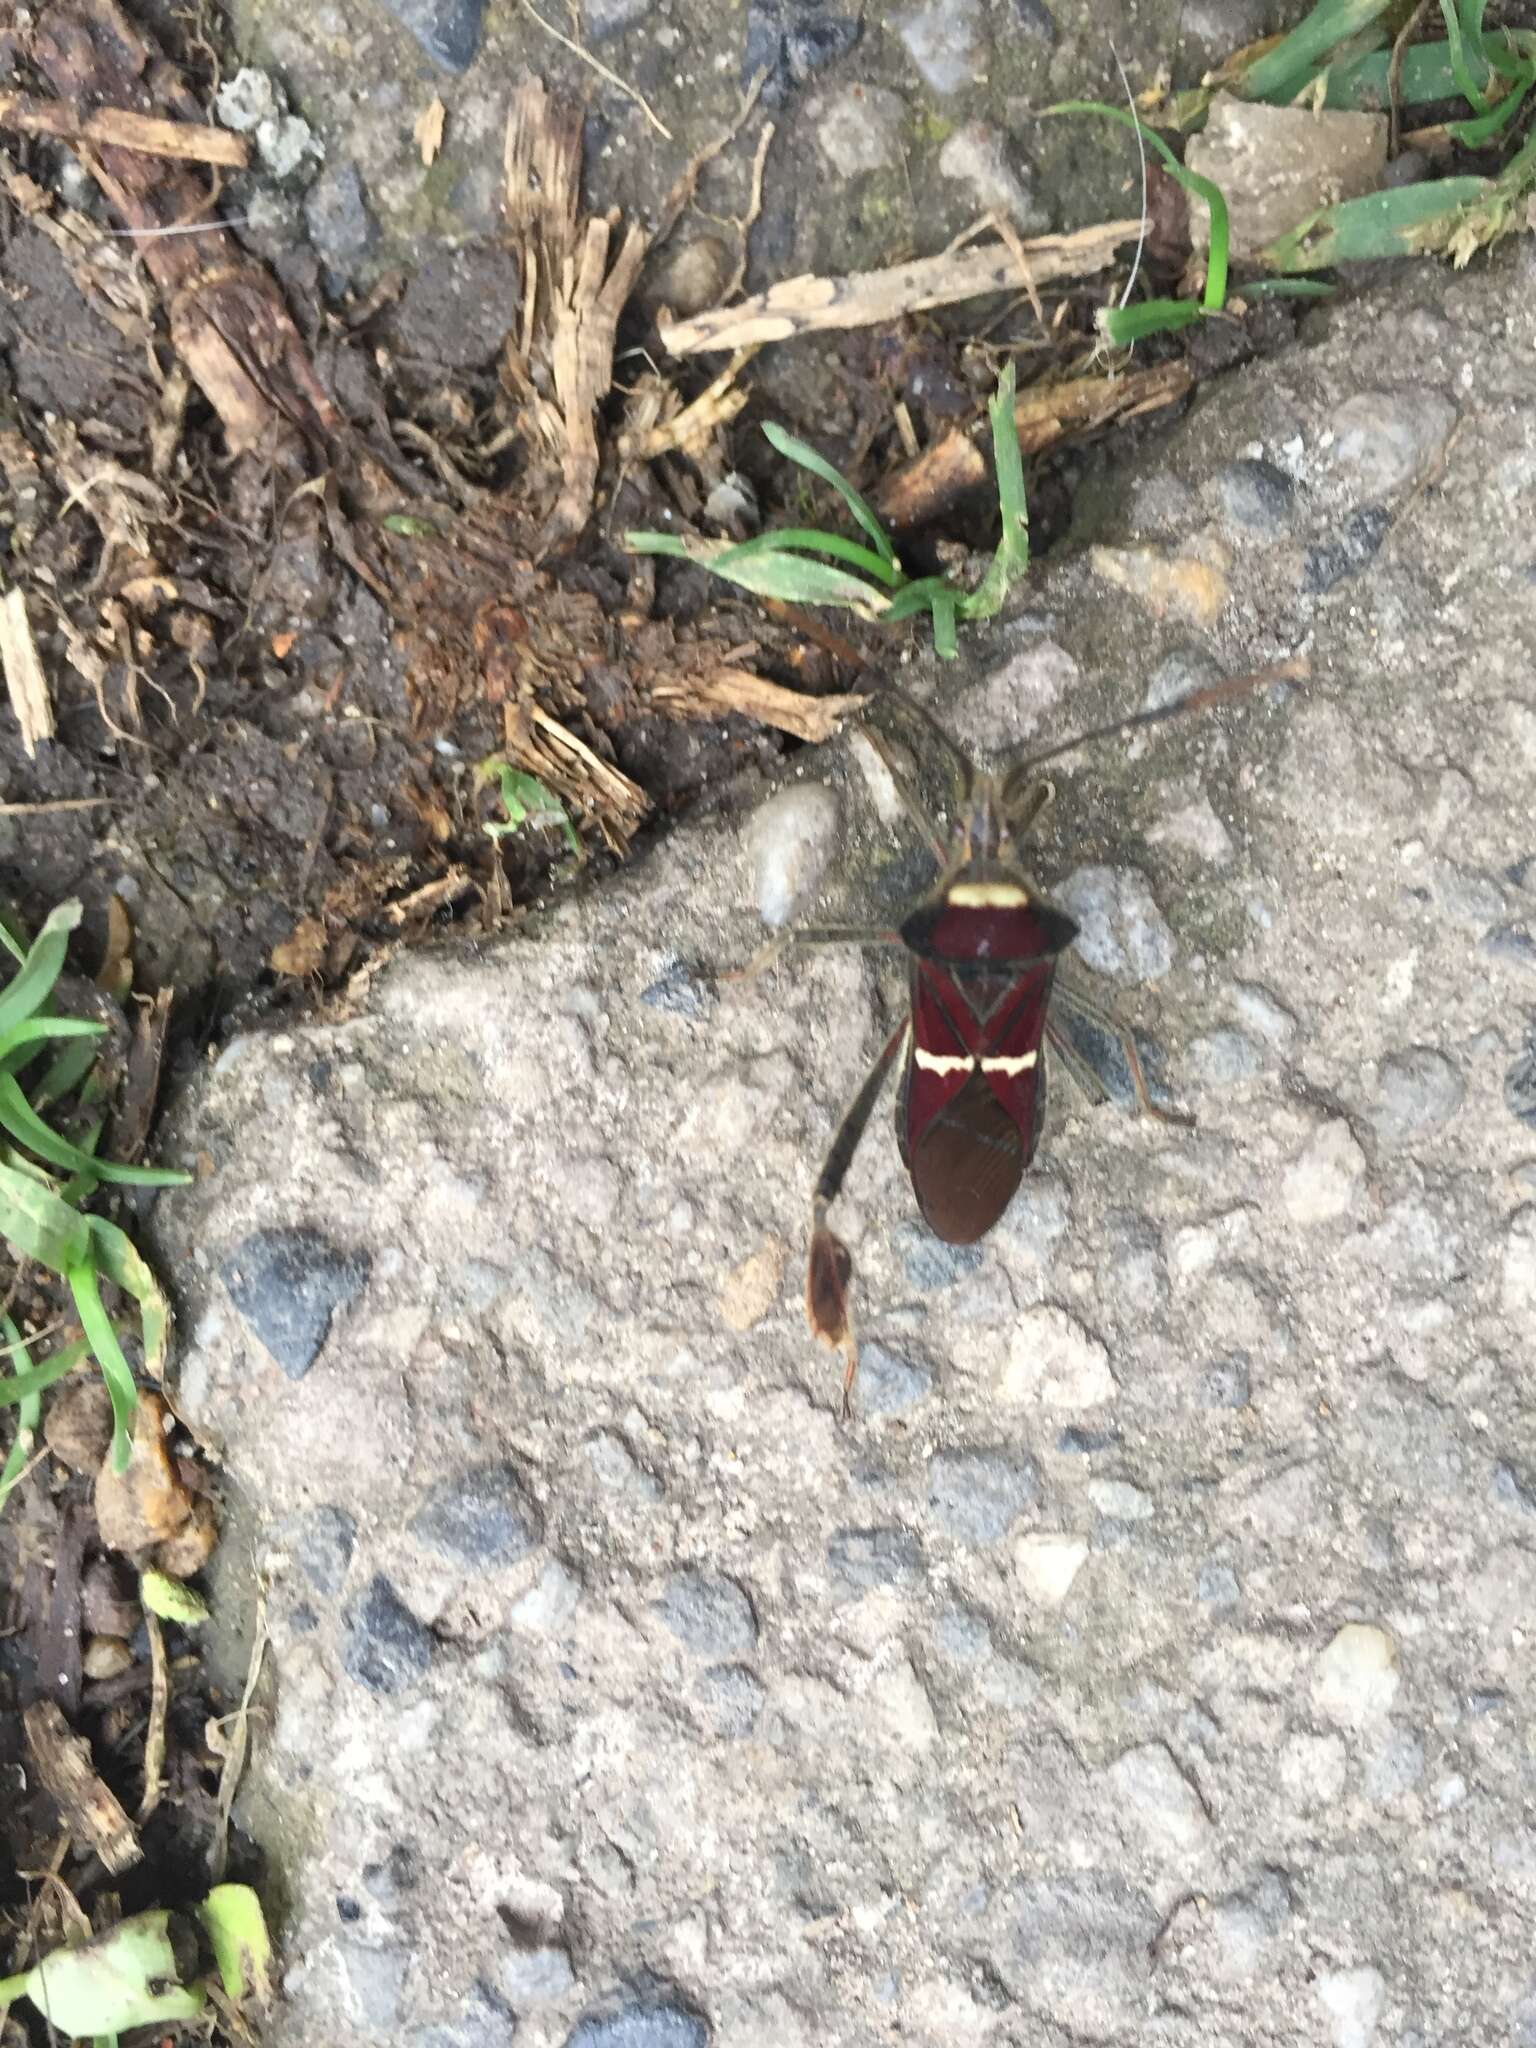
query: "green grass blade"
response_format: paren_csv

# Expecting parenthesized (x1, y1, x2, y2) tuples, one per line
(1264, 175, 1489, 268)
(624, 531, 692, 558)
(714, 528, 903, 587)
(0, 1075, 190, 1187)
(760, 423, 896, 566)
(882, 575, 957, 623)
(1324, 40, 1478, 107)
(1238, 276, 1338, 297)
(931, 592, 959, 661)
(31, 1030, 106, 1111)
(0, 901, 80, 1040)
(956, 362, 1031, 624)
(0, 1334, 93, 1410)
(0, 1157, 92, 1270)
(1449, 68, 1534, 145)
(1242, 0, 1397, 104)
(0, 1314, 38, 1512)
(1439, 0, 1492, 111)
(88, 1216, 172, 1380)
(1046, 104, 1230, 308)
(68, 1257, 137, 1473)
(1098, 297, 1208, 344)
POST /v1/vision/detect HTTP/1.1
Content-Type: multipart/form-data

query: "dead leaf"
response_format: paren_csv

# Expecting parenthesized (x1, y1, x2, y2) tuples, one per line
(415, 94, 446, 165)
(94, 1392, 194, 1557)
(271, 916, 328, 977)
(96, 891, 134, 997)
(270, 629, 297, 659)
(152, 1495, 219, 1577)
(117, 573, 177, 611)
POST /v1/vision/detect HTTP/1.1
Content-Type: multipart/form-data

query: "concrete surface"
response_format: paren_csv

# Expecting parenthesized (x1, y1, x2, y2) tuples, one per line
(156, 246, 1536, 2047)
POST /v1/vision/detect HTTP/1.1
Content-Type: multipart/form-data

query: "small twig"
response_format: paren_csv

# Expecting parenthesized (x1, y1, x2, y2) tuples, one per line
(138, 1607, 168, 1822)
(1388, 0, 1430, 157)
(520, 0, 673, 139)
(722, 116, 775, 301)
(208, 1575, 269, 1881)
(0, 93, 249, 167)
(0, 587, 54, 759)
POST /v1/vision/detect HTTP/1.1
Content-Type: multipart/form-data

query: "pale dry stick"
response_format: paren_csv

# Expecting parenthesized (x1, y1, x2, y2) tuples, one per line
(0, 93, 249, 167)
(0, 587, 54, 758)
(208, 1574, 269, 1880)
(661, 219, 1141, 354)
(945, 208, 1044, 324)
(617, 345, 758, 460)
(138, 1607, 168, 1823)
(520, 0, 673, 139)
(720, 116, 775, 301)
(1388, 0, 1431, 157)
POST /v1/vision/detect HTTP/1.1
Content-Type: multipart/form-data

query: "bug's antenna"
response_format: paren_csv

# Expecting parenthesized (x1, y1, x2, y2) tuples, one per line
(1017, 656, 1310, 773)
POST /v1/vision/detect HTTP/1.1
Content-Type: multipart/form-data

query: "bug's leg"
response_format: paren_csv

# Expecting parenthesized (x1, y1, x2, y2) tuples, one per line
(724, 925, 904, 984)
(1050, 986, 1195, 1128)
(858, 728, 953, 867)
(806, 1020, 909, 1418)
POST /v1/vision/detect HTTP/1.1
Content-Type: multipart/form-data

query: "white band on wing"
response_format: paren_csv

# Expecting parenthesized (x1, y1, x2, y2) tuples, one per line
(979, 1052, 1038, 1075)
(913, 1048, 975, 1075)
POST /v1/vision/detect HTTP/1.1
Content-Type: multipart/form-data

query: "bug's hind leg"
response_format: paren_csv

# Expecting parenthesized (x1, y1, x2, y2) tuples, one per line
(806, 1020, 909, 1417)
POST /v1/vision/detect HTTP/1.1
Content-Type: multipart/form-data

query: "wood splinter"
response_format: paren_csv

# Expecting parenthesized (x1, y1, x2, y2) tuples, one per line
(23, 1699, 143, 1875)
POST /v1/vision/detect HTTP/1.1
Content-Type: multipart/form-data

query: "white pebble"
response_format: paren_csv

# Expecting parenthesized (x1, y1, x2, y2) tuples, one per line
(1312, 1623, 1400, 1726)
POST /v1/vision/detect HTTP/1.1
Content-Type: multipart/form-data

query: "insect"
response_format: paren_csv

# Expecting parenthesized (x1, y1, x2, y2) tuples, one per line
(749, 664, 1304, 1412)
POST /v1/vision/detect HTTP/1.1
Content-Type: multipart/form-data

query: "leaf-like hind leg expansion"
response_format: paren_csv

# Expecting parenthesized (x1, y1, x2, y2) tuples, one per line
(1051, 987, 1195, 1128)
(806, 1020, 909, 1417)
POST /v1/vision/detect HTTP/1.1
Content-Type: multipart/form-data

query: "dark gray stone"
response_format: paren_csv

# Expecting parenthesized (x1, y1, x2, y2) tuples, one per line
(1484, 923, 1536, 966)
(343, 1575, 434, 1693)
(364, 1840, 421, 1906)
(567, 2003, 707, 2048)
(928, 1449, 1038, 1544)
(411, 1463, 542, 1567)
(1507, 1039, 1536, 1127)
(1009, 0, 1059, 42)
(892, 1220, 984, 1291)
(1199, 1355, 1251, 1409)
(696, 1663, 766, 1738)
(282, 1503, 357, 1595)
(1302, 504, 1392, 595)
(641, 957, 713, 1018)
(375, 0, 487, 70)
(856, 1341, 933, 1414)
(220, 1226, 370, 1379)
(303, 161, 377, 276)
(1493, 1463, 1536, 1513)
(658, 1570, 757, 1654)
(394, 245, 521, 370)
(585, 0, 657, 38)
(410, 1988, 517, 2048)
(1197, 1562, 1240, 1607)
(498, 1941, 575, 2003)
(744, 0, 862, 104)
(1215, 457, 1296, 531)
(932, 1603, 991, 1660)
(828, 1526, 923, 1589)
(1057, 1425, 1117, 1455)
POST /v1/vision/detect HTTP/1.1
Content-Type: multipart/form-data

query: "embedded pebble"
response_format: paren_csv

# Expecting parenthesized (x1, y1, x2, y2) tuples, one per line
(1015, 1532, 1088, 1606)
(567, 2006, 707, 2048)
(828, 1526, 924, 1589)
(584, 1432, 662, 1502)
(746, 784, 841, 927)
(932, 1603, 991, 1661)
(1484, 921, 1536, 966)
(950, 638, 1078, 752)
(1197, 1562, 1240, 1606)
(642, 235, 732, 321)
(277, 1504, 356, 1596)
(376, 0, 486, 70)
(510, 1561, 582, 1631)
(856, 1340, 934, 1413)
(1312, 1623, 1400, 1726)
(1199, 1354, 1251, 1409)
(893, 1219, 985, 1290)
(928, 1448, 1039, 1544)
(1371, 1046, 1465, 1144)
(219, 1226, 371, 1380)
(1106, 1743, 1212, 1857)
(303, 160, 377, 274)
(1506, 1040, 1536, 1127)
(1171, 1208, 1253, 1279)
(1187, 1028, 1263, 1087)
(215, 66, 277, 131)
(720, 1238, 786, 1330)
(658, 1570, 757, 1654)
(871, 1655, 938, 1751)
(1002, 1306, 1114, 1408)
(744, 0, 860, 102)
(1331, 388, 1457, 499)
(640, 957, 712, 1018)
(498, 1943, 575, 2004)
(1281, 1119, 1367, 1224)
(1088, 1478, 1153, 1522)
(340, 1942, 410, 2030)
(1214, 456, 1296, 531)
(1205, 1868, 1293, 1977)
(814, 85, 906, 175)
(1363, 1727, 1425, 1802)
(696, 1663, 765, 1738)
(896, 0, 984, 93)
(585, 0, 656, 35)
(938, 122, 1042, 229)
(1502, 1207, 1536, 1318)
(1055, 865, 1176, 982)
(1232, 980, 1298, 1048)
(411, 1464, 542, 1568)
(1314, 1964, 1387, 2048)
(342, 1575, 434, 1694)
(1146, 795, 1234, 864)
(1302, 505, 1392, 595)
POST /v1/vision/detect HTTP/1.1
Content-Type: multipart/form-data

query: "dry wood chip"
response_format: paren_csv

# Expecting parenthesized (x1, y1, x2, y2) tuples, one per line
(23, 1699, 142, 1874)
(0, 91, 249, 166)
(0, 586, 55, 757)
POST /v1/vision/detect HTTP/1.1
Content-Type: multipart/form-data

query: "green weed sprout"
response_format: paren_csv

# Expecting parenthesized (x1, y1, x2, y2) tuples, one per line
(0, 900, 189, 1482)
(475, 759, 583, 859)
(626, 362, 1030, 661)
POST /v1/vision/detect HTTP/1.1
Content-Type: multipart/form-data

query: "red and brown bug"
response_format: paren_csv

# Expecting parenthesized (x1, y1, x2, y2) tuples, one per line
(752, 664, 1305, 1412)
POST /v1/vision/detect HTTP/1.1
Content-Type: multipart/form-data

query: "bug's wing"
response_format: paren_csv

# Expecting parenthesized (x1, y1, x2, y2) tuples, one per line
(906, 1069, 1031, 1243)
